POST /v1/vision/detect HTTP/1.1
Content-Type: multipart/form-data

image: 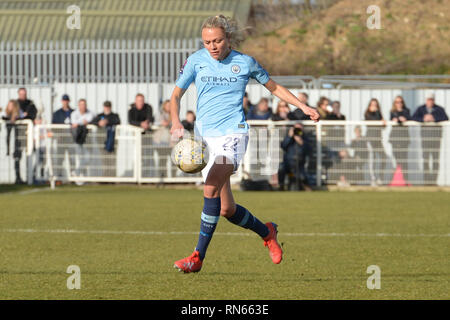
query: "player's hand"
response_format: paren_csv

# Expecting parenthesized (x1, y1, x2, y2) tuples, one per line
(304, 107, 320, 122)
(170, 120, 185, 140)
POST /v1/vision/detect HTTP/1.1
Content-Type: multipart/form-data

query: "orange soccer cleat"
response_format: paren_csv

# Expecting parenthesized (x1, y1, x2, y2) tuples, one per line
(174, 250, 203, 273)
(263, 222, 283, 264)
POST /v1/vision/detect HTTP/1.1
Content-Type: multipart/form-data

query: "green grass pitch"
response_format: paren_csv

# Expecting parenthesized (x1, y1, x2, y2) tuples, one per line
(0, 185, 449, 299)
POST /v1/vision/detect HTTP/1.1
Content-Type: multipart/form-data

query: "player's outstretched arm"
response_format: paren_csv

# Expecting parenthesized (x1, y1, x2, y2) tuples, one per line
(264, 79, 320, 122)
(170, 86, 187, 138)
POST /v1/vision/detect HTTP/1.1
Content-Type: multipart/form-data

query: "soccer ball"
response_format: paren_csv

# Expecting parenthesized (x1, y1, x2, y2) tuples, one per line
(171, 138, 209, 173)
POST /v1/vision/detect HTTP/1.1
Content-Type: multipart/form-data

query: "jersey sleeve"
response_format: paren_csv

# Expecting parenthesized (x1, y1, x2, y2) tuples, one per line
(248, 57, 270, 85)
(175, 57, 196, 89)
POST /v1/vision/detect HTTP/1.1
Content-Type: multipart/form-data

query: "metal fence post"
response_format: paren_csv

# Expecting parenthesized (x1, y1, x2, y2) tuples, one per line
(26, 120, 34, 185)
(316, 122, 322, 187)
(136, 128, 142, 184)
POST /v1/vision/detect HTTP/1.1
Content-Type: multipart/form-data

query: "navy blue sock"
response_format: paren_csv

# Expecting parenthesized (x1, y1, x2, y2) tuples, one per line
(195, 197, 221, 261)
(226, 204, 269, 238)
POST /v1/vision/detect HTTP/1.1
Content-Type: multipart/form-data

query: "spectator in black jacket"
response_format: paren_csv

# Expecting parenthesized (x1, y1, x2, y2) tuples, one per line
(327, 101, 346, 120)
(128, 93, 154, 131)
(412, 92, 449, 184)
(17, 88, 37, 121)
(92, 101, 121, 127)
(288, 92, 310, 120)
(326, 100, 346, 150)
(52, 94, 73, 124)
(389, 95, 411, 180)
(412, 92, 448, 122)
(92, 101, 121, 176)
(51, 94, 75, 180)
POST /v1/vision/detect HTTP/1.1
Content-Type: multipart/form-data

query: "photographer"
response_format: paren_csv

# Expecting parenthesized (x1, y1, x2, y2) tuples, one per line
(277, 123, 312, 191)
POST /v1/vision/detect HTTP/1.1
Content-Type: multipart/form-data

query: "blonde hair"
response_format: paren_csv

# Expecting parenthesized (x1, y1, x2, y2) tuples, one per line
(5, 99, 20, 121)
(391, 95, 406, 113)
(201, 15, 244, 48)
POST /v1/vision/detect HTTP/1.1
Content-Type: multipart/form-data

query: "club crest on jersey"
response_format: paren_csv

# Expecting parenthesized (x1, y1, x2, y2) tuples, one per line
(231, 65, 241, 74)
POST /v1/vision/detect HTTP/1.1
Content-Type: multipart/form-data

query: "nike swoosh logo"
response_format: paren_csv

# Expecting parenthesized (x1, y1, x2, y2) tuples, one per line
(199, 66, 206, 69)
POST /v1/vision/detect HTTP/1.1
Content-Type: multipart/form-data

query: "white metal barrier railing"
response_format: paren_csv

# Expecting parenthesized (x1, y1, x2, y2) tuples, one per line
(1, 120, 449, 186)
(246, 120, 450, 187)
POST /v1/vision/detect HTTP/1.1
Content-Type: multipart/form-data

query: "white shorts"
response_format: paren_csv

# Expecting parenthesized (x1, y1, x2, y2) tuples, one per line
(201, 133, 249, 182)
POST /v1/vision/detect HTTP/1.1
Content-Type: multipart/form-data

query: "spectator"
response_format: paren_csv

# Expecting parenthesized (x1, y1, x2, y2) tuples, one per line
(247, 97, 272, 120)
(2, 100, 25, 184)
(389, 95, 411, 180)
(92, 101, 121, 128)
(51, 95, 74, 182)
(17, 88, 37, 121)
(159, 100, 171, 128)
(2, 99, 22, 122)
(128, 93, 154, 131)
(288, 92, 310, 120)
(70, 99, 94, 177)
(52, 94, 73, 124)
(364, 98, 388, 185)
(242, 92, 254, 119)
(327, 101, 346, 120)
(326, 100, 346, 150)
(412, 91, 449, 184)
(272, 100, 290, 121)
(316, 96, 331, 120)
(277, 123, 312, 191)
(182, 110, 196, 132)
(71, 99, 94, 128)
(92, 101, 120, 176)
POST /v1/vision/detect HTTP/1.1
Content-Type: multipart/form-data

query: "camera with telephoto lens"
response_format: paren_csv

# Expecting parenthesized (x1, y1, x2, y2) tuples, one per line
(293, 128, 303, 136)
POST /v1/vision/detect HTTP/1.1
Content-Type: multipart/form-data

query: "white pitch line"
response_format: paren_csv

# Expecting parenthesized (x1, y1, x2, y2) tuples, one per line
(0, 187, 51, 196)
(1, 228, 449, 238)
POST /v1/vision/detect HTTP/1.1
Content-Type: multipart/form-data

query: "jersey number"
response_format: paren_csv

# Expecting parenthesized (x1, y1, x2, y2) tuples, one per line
(223, 137, 239, 152)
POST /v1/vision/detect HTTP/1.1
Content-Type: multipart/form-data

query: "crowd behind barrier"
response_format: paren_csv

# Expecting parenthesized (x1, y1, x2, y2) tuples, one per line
(0, 88, 449, 187)
(1, 120, 449, 187)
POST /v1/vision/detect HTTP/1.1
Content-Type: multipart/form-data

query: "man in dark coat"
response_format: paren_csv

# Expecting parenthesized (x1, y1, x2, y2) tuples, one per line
(51, 94, 75, 180)
(412, 92, 449, 184)
(128, 93, 154, 131)
(52, 94, 73, 124)
(277, 123, 312, 191)
(17, 88, 37, 121)
(92, 101, 121, 177)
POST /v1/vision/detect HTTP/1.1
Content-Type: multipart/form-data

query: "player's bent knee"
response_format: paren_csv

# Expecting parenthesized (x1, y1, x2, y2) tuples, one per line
(204, 184, 220, 198)
(220, 206, 235, 218)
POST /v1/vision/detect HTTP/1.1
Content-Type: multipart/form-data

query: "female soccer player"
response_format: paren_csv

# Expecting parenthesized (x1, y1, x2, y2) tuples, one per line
(170, 15, 320, 273)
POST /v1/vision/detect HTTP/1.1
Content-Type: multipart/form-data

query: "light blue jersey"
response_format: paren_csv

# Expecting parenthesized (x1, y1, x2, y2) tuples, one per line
(176, 48, 270, 137)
